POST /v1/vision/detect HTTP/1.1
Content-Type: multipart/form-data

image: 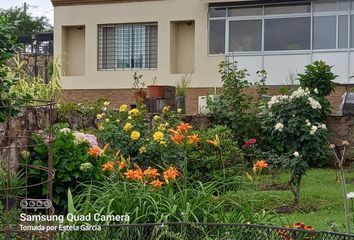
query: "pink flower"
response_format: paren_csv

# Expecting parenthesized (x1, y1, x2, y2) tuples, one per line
(84, 134, 98, 147)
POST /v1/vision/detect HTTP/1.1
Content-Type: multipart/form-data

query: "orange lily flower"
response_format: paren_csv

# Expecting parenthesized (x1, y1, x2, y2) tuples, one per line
(117, 161, 128, 170)
(143, 167, 160, 178)
(102, 161, 115, 172)
(187, 134, 201, 144)
(171, 132, 185, 144)
(304, 225, 313, 231)
(125, 164, 144, 180)
(176, 123, 192, 132)
(163, 166, 180, 181)
(88, 146, 104, 157)
(150, 179, 164, 189)
(253, 160, 268, 170)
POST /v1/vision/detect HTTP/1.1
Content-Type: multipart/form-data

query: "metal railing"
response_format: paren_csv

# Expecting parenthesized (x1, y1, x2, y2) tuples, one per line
(2, 222, 354, 240)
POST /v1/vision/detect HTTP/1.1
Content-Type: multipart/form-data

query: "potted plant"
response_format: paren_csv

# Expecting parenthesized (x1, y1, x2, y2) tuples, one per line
(147, 76, 164, 99)
(132, 72, 147, 103)
(176, 74, 191, 114)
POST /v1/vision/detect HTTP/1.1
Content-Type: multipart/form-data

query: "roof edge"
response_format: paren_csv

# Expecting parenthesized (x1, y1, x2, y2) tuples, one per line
(51, 0, 160, 7)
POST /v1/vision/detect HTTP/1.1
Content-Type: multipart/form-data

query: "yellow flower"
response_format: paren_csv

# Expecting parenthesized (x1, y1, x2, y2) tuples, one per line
(153, 131, 164, 141)
(131, 131, 141, 141)
(160, 141, 167, 146)
(206, 134, 220, 149)
(129, 108, 140, 116)
(116, 119, 120, 123)
(139, 146, 147, 153)
(123, 123, 133, 132)
(119, 104, 128, 112)
(103, 101, 110, 106)
(162, 106, 170, 113)
(105, 118, 110, 123)
(158, 124, 166, 131)
(98, 124, 104, 131)
(96, 113, 105, 119)
(177, 108, 182, 113)
(153, 115, 160, 121)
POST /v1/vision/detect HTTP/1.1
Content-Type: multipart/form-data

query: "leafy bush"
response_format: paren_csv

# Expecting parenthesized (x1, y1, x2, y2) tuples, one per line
(188, 125, 244, 183)
(260, 87, 330, 204)
(298, 61, 337, 117)
(207, 62, 254, 141)
(207, 61, 267, 142)
(26, 123, 107, 210)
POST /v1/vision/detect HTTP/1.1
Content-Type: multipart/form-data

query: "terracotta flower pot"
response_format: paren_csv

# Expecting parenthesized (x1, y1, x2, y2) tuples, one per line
(147, 85, 164, 99)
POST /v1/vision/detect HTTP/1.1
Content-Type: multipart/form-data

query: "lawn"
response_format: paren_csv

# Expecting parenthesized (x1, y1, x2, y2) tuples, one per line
(251, 168, 354, 231)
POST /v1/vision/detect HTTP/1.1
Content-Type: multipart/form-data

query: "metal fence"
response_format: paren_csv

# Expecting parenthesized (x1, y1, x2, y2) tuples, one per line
(2, 223, 354, 240)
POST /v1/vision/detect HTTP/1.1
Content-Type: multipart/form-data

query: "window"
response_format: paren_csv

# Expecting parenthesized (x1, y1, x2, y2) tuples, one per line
(229, 20, 262, 52)
(338, 15, 348, 48)
(98, 23, 157, 70)
(313, 16, 337, 49)
(208, 1, 354, 54)
(265, 17, 311, 51)
(209, 20, 225, 54)
(351, 15, 354, 48)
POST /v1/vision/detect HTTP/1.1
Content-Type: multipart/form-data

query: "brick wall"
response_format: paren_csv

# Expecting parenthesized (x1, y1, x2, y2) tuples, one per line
(62, 85, 353, 115)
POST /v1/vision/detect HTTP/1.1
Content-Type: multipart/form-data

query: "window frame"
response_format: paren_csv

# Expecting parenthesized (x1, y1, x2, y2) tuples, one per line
(208, 0, 354, 56)
(98, 22, 158, 71)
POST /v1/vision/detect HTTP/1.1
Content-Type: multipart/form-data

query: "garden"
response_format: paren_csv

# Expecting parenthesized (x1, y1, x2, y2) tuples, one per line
(1, 13, 354, 240)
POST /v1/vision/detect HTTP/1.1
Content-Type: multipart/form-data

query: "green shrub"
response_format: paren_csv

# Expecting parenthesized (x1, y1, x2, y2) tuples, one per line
(26, 123, 107, 211)
(188, 125, 244, 183)
(207, 61, 255, 141)
(298, 61, 337, 118)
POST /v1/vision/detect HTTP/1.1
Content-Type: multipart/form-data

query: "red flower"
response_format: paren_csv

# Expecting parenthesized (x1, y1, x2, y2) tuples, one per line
(245, 138, 257, 148)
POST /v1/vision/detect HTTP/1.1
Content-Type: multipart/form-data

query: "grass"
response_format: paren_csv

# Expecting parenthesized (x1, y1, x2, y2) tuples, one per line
(242, 168, 354, 232)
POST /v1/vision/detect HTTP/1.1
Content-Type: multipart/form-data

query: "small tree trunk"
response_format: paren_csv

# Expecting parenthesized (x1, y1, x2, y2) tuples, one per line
(289, 174, 302, 206)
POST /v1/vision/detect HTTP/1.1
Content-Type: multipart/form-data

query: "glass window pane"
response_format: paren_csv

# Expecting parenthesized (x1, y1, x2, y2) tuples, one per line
(229, 20, 262, 52)
(228, 7, 262, 17)
(209, 8, 226, 18)
(264, 4, 310, 15)
(101, 26, 115, 70)
(313, 1, 337, 12)
(339, 15, 348, 48)
(264, 17, 311, 51)
(209, 20, 225, 54)
(313, 16, 336, 49)
(351, 15, 354, 48)
(338, 0, 349, 11)
(352, 0, 354, 10)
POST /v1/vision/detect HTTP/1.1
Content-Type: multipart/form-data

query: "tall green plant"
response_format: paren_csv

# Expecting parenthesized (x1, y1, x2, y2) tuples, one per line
(207, 61, 255, 141)
(0, 15, 20, 122)
(176, 74, 192, 97)
(298, 61, 337, 117)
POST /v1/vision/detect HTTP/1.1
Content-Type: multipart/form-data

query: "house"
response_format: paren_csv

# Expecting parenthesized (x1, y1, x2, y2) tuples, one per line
(51, 0, 354, 113)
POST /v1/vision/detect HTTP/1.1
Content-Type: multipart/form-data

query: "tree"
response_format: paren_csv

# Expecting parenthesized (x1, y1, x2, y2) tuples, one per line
(0, 4, 52, 38)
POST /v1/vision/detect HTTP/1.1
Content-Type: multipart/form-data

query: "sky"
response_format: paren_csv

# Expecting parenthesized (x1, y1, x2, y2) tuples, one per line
(0, 0, 53, 25)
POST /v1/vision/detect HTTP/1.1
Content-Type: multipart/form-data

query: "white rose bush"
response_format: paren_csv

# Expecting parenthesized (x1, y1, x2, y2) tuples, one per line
(260, 87, 330, 205)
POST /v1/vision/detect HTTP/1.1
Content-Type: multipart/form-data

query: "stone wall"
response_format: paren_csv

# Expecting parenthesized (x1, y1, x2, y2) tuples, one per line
(327, 116, 354, 163)
(62, 85, 354, 115)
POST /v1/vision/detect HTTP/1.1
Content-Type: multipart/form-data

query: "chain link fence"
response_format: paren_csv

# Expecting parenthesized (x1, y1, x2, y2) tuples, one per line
(2, 223, 354, 240)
